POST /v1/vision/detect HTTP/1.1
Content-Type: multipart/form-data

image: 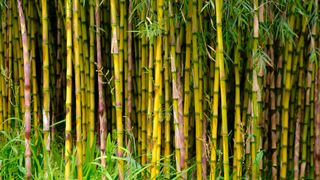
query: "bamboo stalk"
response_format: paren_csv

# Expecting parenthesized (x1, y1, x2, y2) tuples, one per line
(151, 0, 163, 178)
(127, 0, 133, 153)
(140, 1, 147, 166)
(280, 10, 295, 179)
(96, 0, 107, 175)
(163, 11, 171, 178)
(16, 0, 31, 178)
(233, 29, 242, 179)
(42, 0, 51, 175)
(215, 0, 229, 178)
(73, 0, 83, 178)
(64, 0, 72, 178)
(110, 0, 124, 178)
(0, 11, 4, 139)
(183, 0, 192, 168)
(79, 3, 87, 157)
(89, 0, 95, 149)
(192, 0, 202, 178)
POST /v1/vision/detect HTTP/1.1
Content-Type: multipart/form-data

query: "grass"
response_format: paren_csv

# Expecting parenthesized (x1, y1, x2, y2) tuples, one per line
(0, 119, 197, 180)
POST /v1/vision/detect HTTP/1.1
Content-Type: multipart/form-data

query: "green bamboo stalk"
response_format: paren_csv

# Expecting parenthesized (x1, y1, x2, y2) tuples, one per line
(137, 40, 142, 162)
(0, 11, 3, 138)
(300, 61, 313, 179)
(12, 0, 21, 124)
(163, 10, 171, 177)
(310, 60, 315, 179)
(81, 4, 90, 154)
(309, 4, 317, 177)
(312, 1, 319, 177)
(233, 29, 242, 179)
(140, 1, 147, 166)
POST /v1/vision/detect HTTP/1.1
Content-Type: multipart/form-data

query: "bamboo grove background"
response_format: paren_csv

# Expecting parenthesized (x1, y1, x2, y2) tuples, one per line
(0, 0, 319, 179)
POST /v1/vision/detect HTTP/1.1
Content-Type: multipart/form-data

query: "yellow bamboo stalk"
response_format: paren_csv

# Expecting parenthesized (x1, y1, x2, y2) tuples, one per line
(73, 0, 83, 178)
(127, 0, 134, 153)
(1, 9, 8, 133)
(280, 10, 295, 179)
(79, 3, 87, 157)
(210, 45, 220, 180)
(42, 0, 51, 175)
(110, 0, 124, 178)
(215, 0, 229, 178)
(64, 0, 72, 179)
(191, 0, 202, 178)
(151, 0, 163, 178)
(89, 0, 95, 149)
(7, 0, 13, 128)
(147, 34, 155, 163)
(183, 0, 192, 168)
(251, 0, 261, 178)
(30, 0, 39, 145)
(80, 3, 90, 155)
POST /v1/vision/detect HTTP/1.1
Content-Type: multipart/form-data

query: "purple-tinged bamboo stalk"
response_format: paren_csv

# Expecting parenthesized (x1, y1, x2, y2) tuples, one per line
(16, 0, 31, 178)
(95, 0, 107, 174)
